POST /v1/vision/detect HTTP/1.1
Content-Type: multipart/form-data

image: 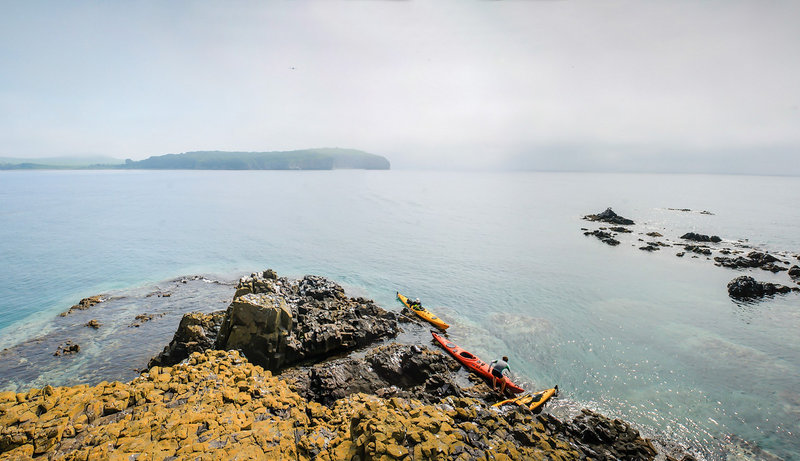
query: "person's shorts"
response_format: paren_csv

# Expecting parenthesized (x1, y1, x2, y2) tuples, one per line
(491, 368, 504, 379)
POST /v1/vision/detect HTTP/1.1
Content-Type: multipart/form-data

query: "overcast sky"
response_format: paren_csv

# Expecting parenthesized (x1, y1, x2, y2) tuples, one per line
(1, 1, 798, 173)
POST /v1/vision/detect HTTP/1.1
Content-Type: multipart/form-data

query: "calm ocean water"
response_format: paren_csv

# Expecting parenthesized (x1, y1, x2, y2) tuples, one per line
(1, 170, 798, 459)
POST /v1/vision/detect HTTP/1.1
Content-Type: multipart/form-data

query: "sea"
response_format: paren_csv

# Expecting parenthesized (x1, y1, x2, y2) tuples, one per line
(0, 170, 798, 460)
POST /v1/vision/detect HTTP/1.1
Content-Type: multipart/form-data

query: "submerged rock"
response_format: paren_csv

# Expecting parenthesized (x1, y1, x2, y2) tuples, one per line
(727, 276, 792, 300)
(584, 229, 620, 246)
(684, 245, 712, 255)
(583, 208, 635, 225)
(129, 312, 164, 328)
(609, 226, 633, 233)
(59, 295, 104, 317)
(53, 341, 80, 356)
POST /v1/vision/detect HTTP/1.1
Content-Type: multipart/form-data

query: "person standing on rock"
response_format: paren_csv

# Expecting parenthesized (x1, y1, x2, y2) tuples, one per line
(490, 356, 511, 395)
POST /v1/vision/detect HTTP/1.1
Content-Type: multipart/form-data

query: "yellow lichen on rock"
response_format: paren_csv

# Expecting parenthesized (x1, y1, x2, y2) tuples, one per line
(1, 349, 586, 460)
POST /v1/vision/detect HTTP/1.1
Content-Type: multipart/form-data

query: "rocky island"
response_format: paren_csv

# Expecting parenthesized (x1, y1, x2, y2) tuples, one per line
(0, 270, 691, 460)
(1, 149, 391, 171)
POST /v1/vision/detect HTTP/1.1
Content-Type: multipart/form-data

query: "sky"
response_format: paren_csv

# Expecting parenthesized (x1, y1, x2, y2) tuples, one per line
(1, 1, 799, 173)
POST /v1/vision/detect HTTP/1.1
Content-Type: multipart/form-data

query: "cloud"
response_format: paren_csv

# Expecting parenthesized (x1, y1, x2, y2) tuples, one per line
(1, 1, 798, 174)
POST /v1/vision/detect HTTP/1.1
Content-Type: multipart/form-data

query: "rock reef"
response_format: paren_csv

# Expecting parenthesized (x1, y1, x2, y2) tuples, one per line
(58, 296, 104, 317)
(581, 207, 800, 304)
(714, 251, 789, 272)
(583, 230, 620, 246)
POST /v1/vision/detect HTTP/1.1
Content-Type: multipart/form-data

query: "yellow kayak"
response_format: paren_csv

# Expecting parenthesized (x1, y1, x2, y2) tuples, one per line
(396, 292, 449, 330)
(492, 386, 558, 412)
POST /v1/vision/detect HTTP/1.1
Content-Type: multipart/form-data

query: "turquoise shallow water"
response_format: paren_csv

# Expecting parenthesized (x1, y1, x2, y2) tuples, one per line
(1, 170, 799, 459)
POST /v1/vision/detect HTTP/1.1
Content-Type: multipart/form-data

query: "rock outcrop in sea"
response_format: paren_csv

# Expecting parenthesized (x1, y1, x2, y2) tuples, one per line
(727, 276, 793, 300)
(714, 251, 789, 273)
(583, 208, 635, 225)
(583, 229, 620, 246)
(680, 232, 722, 243)
(149, 270, 398, 370)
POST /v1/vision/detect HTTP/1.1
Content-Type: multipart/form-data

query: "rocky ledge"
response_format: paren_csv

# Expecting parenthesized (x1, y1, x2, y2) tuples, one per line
(0, 349, 668, 460)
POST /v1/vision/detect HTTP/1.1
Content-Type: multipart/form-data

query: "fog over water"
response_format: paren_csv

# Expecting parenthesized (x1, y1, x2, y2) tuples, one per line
(1, 1, 799, 174)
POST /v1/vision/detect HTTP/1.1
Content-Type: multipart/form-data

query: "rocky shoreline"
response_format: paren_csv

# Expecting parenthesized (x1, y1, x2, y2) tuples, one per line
(0, 270, 695, 460)
(582, 207, 800, 302)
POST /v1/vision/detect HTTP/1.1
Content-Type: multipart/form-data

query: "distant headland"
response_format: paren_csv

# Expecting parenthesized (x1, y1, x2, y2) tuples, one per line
(0, 148, 390, 171)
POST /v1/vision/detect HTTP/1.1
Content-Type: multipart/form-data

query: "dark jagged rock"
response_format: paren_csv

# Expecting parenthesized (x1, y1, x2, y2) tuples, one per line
(85, 319, 101, 329)
(748, 251, 781, 266)
(714, 251, 787, 272)
(283, 343, 462, 406)
(53, 341, 80, 356)
(760, 263, 788, 273)
(639, 244, 660, 252)
(608, 226, 633, 233)
(676, 252, 685, 257)
(583, 208, 634, 225)
(584, 230, 620, 246)
(129, 312, 164, 328)
(565, 409, 658, 460)
(714, 256, 757, 269)
(684, 245, 712, 255)
(680, 232, 721, 243)
(151, 270, 399, 372)
(148, 311, 226, 368)
(59, 295, 105, 317)
(646, 232, 663, 237)
(727, 276, 791, 300)
(789, 265, 800, 279)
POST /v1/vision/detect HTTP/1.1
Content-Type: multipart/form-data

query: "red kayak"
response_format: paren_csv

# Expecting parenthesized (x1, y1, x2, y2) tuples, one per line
(431, 332, 525, 394)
